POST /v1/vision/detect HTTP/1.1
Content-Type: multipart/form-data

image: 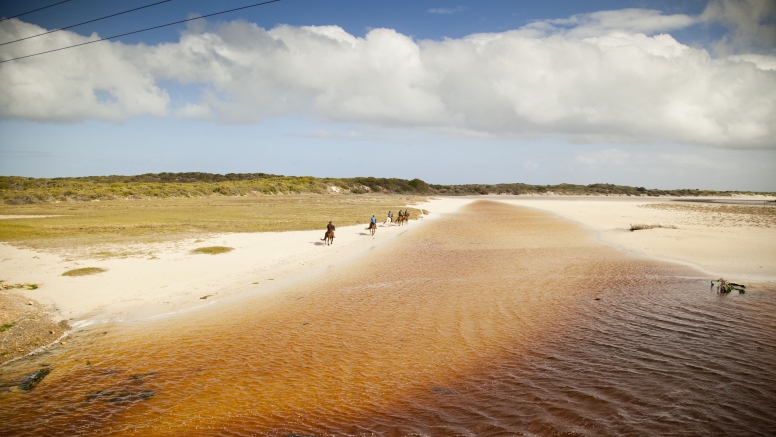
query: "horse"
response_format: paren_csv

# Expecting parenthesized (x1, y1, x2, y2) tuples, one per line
(397, 213, 407, 226)
(368, 222, 376, 235)
(321, 226, 335, 245)
(383, 215, 392, 226)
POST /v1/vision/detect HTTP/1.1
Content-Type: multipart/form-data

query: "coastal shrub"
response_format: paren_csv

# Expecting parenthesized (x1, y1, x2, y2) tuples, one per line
(1, 173, 773, 203)
(62, 267, 107, 277)
(191, 246, 234, 255)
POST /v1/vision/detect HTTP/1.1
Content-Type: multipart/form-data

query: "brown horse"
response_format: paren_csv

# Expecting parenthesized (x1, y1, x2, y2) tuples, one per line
(368, 222, 376, 235)
(322, 226, 335, 245)
(397, 213, 408, 226)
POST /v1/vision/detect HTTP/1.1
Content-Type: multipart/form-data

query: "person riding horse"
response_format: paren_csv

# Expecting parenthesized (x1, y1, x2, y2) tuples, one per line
(325, 221, 334, 239)
(369, 215, 377, 235)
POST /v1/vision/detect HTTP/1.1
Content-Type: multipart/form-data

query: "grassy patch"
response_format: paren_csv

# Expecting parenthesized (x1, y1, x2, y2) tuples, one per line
(62, 267, 107, 277)
(0, 322, 14, 333)
(191, 246, 233, 255)
(0, 196, 425, 253)
(629, 223, 678, 231)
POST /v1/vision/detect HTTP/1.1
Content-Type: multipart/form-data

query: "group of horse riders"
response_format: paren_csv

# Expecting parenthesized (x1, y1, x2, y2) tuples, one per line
(385, 209, 410, 225)
(323, 210, 411, 244)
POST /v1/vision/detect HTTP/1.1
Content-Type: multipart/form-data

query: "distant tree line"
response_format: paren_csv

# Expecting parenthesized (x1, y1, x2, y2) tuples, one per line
(0, 173, 772, 204)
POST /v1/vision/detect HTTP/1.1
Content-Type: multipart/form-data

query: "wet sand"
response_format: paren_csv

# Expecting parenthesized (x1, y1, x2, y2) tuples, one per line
(2, 201, 774, 435)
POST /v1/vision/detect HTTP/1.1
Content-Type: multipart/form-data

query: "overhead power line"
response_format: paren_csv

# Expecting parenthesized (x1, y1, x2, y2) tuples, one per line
(0, 0, 73, 23)
(0, 0, 282, 64)
(1, 0, 173, 47)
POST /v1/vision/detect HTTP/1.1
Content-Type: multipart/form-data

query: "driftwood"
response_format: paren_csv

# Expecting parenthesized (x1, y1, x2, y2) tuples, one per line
(713, 278, 746, 294)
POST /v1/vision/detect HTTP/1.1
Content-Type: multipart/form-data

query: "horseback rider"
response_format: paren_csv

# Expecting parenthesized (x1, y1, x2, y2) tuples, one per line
(371, 215, 377, 226)
(324, 221, 334, 239)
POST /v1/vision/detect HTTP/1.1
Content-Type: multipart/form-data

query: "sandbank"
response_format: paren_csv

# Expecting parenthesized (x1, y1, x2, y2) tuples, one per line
(0, 201, 459, 327)
(1, 196, 773, 332)
(487, 196, 776, 283)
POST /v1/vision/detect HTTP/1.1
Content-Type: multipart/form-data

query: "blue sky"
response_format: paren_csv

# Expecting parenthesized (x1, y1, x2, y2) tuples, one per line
(1, 0, 774, 190)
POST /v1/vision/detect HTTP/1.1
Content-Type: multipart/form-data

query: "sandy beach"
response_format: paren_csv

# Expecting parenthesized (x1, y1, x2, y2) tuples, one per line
(1, 196, 774, 332)
(3, 198, 774, 435)
(494, 196, 776, 283)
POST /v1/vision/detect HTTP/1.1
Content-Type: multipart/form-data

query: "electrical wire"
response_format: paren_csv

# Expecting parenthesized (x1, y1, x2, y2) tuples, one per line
(0, 0, 282, 64)
(1, 0, 173, 47)
(0, 0, 73, 23)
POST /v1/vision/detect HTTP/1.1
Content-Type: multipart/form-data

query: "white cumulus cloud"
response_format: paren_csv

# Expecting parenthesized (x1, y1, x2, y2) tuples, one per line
(0, 20, 169, 122)
(1, 7, 775, 148)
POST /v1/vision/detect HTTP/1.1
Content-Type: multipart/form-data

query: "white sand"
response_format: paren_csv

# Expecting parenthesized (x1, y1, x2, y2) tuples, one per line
(488, 197, 776, 283)
(0, 199, 464, 325)
(1, 196, 773, 326)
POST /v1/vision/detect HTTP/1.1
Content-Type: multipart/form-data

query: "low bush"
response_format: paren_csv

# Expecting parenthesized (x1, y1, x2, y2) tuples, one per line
(191, 246, 234, 255)
(62, 267, 107, 277)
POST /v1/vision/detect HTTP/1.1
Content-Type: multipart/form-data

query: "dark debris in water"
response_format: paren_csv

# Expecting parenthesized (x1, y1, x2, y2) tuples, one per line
(128, 372, 156, 381)
(85, 389, 156, 403)
(431, 386, 460, 395)
(19, 367, 51, 391)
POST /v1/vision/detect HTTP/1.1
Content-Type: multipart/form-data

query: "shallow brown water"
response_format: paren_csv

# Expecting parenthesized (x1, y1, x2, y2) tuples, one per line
(1, 201, 775, 436)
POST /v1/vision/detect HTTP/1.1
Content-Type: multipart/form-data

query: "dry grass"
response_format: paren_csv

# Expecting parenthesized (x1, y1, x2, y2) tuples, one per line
(0, 195, 425, 254)
(629, 223, 678, 231)
(191, 246, 233, 255)
(641, 203, 776, 228)
(62, 267, 107, 277)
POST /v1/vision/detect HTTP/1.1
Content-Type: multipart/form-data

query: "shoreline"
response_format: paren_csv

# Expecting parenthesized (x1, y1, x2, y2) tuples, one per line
(485, 196, 775, 284)
(1, 195, 773, 331)
(0, 198, 466, 324)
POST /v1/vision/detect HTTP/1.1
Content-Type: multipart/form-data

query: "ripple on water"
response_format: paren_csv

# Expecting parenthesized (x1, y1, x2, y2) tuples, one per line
(1, 201, 774, 436)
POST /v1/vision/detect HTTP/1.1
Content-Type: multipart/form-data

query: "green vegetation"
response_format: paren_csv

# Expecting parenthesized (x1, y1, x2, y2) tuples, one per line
(0, 195, 424, 251)
(62, 267, 107, 277)
(0, 172, 772, 253)
(191, 246, 233, 255)
(0, 282, 39, 290)
(431, 182, 774, 197)
(0, 322, 14, 333)
(0, 173, 432, 203)
(1, 173, 772, 204)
